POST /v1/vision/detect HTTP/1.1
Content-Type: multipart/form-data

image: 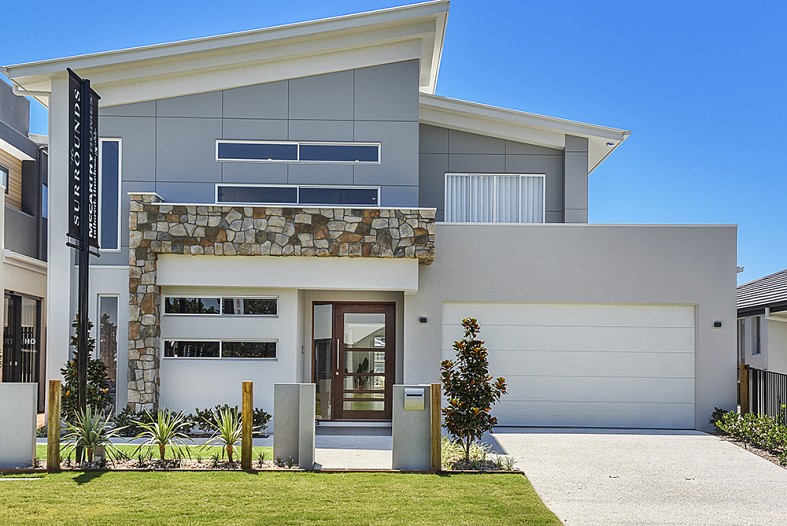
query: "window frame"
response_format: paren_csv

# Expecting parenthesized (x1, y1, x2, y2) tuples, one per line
(443, 173, 546, 224)
(215, 183, 381, 207)
(0, 165, 8, 195)
(215, 140, 381, 165)
(98, 137, 123, 253)
(162, 339, 278, 360)
(752, 316, 761, 355)
(162, 295, 279, 317)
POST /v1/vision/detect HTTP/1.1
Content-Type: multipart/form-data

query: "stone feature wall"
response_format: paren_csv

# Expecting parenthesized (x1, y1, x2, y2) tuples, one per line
(127, 193, 436, 411)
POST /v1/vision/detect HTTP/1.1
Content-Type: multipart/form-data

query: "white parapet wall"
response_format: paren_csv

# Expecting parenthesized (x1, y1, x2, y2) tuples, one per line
(273, 383, 315, 470)
(0, 383, 37, 468)
(392, 384, 433, 470)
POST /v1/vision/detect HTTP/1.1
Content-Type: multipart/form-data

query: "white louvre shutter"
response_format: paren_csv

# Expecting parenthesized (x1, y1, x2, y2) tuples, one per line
(495, 176, 519, 222)
(445, 174, 470, 222)
(470, 175, 494, 222)
(521, 176, 544, 223)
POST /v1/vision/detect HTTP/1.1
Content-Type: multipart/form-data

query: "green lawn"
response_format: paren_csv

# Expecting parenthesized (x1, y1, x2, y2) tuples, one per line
(0, 471, 561, 525)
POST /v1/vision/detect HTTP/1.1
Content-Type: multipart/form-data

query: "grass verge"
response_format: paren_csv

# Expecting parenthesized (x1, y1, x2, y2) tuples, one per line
(0, 471, 560, 525)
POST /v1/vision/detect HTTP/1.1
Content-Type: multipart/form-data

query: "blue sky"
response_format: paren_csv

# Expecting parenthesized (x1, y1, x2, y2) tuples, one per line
(2, 1, 784, 284)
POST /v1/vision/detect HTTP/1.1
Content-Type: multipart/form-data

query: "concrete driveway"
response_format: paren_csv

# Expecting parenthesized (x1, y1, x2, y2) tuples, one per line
(492, 428, 787, 526)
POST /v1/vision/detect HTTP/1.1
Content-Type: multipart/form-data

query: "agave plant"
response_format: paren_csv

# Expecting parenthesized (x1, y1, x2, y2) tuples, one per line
(203, 407, 244, 463)
(133, 409, 193, 461)
(61, 406, 124, 463)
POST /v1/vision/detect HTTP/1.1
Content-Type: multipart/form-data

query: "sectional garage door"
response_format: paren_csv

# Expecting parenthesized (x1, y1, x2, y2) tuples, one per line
(442, 303, 696, 429)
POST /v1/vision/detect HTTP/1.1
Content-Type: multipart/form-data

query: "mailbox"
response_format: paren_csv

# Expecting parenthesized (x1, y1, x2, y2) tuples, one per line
(403, 387, 425, 411)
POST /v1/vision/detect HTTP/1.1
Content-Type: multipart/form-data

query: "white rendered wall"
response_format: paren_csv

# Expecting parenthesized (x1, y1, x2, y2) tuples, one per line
(767, 318, 787, 374)
(159, 287, 299, 415)
(0, 383, 37, 467)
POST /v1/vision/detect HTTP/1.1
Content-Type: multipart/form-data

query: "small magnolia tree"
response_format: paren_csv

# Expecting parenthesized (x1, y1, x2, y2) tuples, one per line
(441, 317, 507, 461)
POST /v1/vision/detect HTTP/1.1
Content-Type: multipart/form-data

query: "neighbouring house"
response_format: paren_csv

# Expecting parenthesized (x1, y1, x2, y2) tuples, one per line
(2, 1, 736, 431)
(0, 81, 48, 411)
(737, 269, 787, 374)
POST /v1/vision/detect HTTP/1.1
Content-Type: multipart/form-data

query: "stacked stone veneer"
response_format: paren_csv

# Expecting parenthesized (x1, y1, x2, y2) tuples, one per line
(127, 192, 436, 411)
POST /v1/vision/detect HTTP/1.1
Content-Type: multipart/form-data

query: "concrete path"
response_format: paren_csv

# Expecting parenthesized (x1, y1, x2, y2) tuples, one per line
(492, 428, 787, 526)
(314, 433, 391, 470)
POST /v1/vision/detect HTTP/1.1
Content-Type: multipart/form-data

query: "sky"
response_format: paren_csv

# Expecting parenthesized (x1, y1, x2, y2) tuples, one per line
(2, 1, 785, 284)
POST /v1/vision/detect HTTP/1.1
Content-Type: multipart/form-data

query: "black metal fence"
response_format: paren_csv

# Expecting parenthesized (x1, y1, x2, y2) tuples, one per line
(749, 367, 787, 421)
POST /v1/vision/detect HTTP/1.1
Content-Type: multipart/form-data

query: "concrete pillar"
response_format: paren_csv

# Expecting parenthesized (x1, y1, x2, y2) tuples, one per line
(273, 383, 315, 470)
(392, 384, 433, 470)
(0, 383, 37, 467)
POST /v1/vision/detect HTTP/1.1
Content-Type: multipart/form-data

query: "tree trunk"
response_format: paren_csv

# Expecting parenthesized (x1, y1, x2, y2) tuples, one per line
(159, 444, 166, 461)
(463, 436, 471, 462)
(87, 447, 93, 463)
(227, 444, 234, 463)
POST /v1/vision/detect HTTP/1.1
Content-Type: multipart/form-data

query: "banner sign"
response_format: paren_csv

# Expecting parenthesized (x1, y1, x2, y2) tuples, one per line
(67, 69, 100, 249)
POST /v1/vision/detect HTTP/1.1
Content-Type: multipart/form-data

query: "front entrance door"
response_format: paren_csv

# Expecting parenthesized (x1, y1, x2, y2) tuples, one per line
(313, 303, 395, 421)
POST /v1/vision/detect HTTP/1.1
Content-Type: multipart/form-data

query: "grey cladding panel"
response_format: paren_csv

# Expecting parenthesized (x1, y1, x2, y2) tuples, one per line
(156, 118, 222, 183)
(564, 151, 588, 211)
(448, 154, 506, 173)
(380, 185, 418, 208)
(419, 124, 449, 154)
(222, 163, 288, 185)
(157, 91, 222, 118)
(505, 154, 564, 212)
(506, 141, 562, 155)
(289, 71, 354, 120)
(222, 119, 288, 141)
(288, 164, 353, 185)
(100, 116, 156, 182)
(418, 153, 448, 211)
(223, 81, 288, 119)
(155, 182, 216, 204)
(353, 121, 419, 186)
(449, 129, 505, 154)
(288, 120, 354, 141)
(100, 101, 156, 117)
(354, 60, 419, 121)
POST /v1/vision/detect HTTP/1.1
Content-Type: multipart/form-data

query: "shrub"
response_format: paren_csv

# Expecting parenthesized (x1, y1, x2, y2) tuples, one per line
(714, 408, 787, 464)
(441, 317, 507, 461)
(190, 404, 271, 435)
(61, 315, 112, 421)
(114, 407, 196, 437)
(61, 407, 124, 463)
(203, 407, 243, 463)
(133, 409, 193, 461)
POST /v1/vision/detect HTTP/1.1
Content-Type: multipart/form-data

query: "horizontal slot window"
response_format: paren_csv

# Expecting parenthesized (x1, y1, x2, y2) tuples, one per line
(299, 144, 379, 163)
(222, 341, 277, 359)
(164, 297, 277, 316)
(217, 185, 297, 205)
(216, 185, 380, 207)
(217, 142, 297, 162)
(164, 340, 220, 358)
(299, 187, 378, 206)
(164, 340, 277, 359)
(164, 298, 221, 315)
(222, 298, 277, 316)
(216, 141, 380, 164)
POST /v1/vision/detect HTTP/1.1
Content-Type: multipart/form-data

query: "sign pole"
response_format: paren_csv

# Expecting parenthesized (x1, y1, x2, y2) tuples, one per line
(76, 78, 92, 426)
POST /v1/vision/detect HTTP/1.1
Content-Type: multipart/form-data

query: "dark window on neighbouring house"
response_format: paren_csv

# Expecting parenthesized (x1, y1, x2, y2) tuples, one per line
(164, 297, 221, 315)
(41, 184, 48, 219)
(221, 298, 277, 316)
(299, 186, 378, 206)
(752, 316, 761, 355)
(737, 318, 746, 363)
(100, 139, 121, 250)
(0, 165, 8, 194)
(299, 144, 379, 163)
(217, 185, 298, 205)
(217, 142, 298, 162)
(222, 341, 277, 359)
(164, 340, 221, 358)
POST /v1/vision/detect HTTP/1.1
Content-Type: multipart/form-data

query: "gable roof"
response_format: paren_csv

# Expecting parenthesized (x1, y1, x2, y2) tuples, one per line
(2, 1, 449, 107)
(737, 269, 787, 314)
(420, 94, 630, 173)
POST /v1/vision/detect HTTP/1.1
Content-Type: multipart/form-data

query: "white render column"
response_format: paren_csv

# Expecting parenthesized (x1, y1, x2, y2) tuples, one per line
(45, 73, 76, 397)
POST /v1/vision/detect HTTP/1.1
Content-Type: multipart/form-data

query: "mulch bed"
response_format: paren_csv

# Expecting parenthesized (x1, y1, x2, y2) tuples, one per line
(719, 435, 786, 470)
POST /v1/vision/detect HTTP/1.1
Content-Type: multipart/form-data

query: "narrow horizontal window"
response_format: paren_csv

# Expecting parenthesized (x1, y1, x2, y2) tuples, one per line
(299, 186, 378, 206)
(217, 142, 297, 162)
(217, 185, 297, 205)
(163, 340, 277, 359)
(164, 340, 220, 358)
(164, 298, 221, 315)
(222, 341, 277, 359)
(216, 141, 380, 164)
(222, 298, 277, 316)
(299, 144, 379, 163)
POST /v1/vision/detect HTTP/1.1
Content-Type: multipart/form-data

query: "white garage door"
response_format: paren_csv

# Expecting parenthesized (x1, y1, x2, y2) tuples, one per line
(442, 303, 696, 429)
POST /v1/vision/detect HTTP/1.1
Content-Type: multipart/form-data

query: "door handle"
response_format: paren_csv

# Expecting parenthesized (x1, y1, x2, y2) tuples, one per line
(335, 338, 339, 376)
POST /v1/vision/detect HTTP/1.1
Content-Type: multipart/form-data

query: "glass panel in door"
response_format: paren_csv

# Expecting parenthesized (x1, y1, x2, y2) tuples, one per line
(334, 305, 394, 420)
